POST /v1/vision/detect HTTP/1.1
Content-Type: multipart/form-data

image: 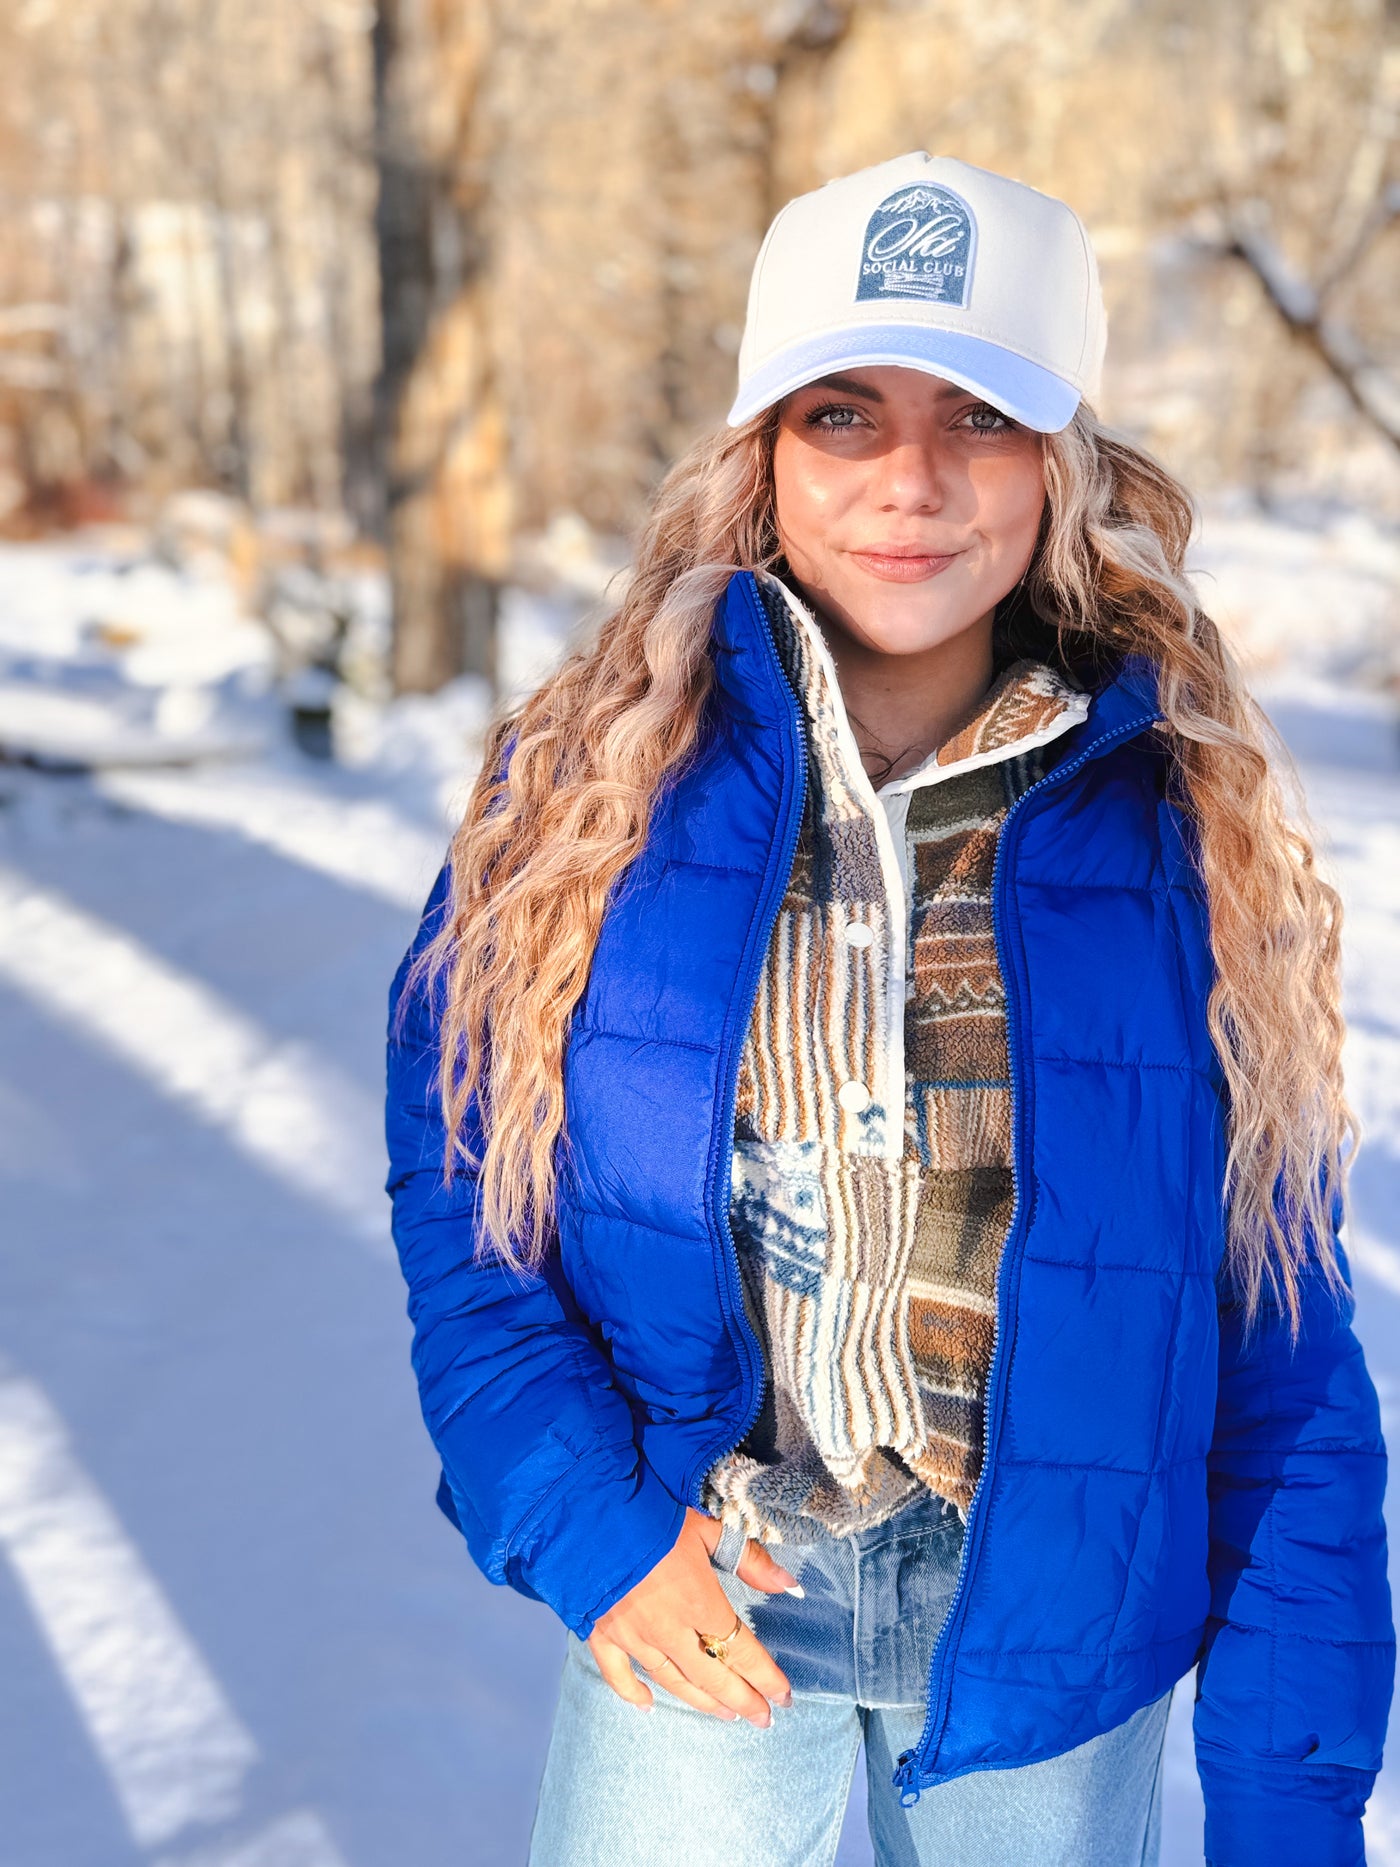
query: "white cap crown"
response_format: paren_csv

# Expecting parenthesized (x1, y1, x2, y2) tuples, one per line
(728, 152, 1106, 433)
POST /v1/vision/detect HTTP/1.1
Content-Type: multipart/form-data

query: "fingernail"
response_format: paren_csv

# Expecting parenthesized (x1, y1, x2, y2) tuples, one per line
(636, 1701, 654, 1713)
(783, 1583, 805, 1598)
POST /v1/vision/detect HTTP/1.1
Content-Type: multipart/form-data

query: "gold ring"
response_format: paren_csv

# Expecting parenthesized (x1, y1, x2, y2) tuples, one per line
(651, 1655, 676, 1671)
(698, 1613, 744, 1664)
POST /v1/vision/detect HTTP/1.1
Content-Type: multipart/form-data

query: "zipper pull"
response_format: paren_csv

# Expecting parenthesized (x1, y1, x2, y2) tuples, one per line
(893, 1751, 924, 1808)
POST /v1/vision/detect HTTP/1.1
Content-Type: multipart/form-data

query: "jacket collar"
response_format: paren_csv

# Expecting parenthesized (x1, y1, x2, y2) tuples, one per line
(708, 569, 796, 729)
(761, 569, 1092, 798)
(1083, 649, 1165, 742)
(711, 568, 1165, 757)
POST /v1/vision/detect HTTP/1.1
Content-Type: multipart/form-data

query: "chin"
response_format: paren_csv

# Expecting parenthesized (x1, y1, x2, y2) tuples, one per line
(869, 626, 976, 657)
(846, 596, 982, 657)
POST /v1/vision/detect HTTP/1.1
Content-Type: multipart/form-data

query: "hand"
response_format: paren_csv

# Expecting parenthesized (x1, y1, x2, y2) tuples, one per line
(585, 1506, 799, 1725)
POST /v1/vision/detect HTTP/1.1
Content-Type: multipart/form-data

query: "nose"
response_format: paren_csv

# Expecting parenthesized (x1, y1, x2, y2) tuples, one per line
(870, 437, 947, 514)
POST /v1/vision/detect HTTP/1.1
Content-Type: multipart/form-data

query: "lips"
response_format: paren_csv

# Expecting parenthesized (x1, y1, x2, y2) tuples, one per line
(849, 547, 963, 582)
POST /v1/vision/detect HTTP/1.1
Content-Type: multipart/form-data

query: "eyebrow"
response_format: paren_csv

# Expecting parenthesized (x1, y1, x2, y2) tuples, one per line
(803, 372, 969, 403)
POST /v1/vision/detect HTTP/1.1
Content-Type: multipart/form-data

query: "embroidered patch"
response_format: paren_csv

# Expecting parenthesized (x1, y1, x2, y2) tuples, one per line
(855, 183, 977, 306)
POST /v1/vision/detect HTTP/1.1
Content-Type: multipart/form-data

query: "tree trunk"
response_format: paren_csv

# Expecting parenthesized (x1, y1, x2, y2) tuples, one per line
(372, 0, 506, 696)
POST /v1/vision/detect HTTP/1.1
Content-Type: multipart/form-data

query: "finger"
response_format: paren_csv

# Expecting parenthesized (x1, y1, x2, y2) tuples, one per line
(589, 1634, 657, 1712)
(722, 1619, 794, 1706)
(634, 1642, 736, 1719)
(624, 1611, 772, 1725)
(712, 1550, 798, 1702)
(687, 1506, 722, 1557)
(682, 1625, 780, 1724)
(598, 1627, 745, 1724)
(699, 1507, 801, 1596)
(735, 1537, 802, 1597)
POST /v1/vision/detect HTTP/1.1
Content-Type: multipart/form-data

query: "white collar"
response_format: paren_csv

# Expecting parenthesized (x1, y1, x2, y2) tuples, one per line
(762, 571, 1090, 799)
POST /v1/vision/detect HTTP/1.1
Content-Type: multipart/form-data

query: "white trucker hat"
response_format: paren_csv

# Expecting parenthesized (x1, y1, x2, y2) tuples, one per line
(726, 151, 1106, 434)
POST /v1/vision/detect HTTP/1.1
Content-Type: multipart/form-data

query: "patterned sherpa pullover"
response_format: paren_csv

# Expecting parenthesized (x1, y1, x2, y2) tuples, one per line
(701, 571, 1090, 1544)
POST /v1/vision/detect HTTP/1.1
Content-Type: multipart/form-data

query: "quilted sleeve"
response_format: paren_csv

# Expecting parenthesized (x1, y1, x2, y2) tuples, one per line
(1195, 1217, 1395, 1867)
(384, 864, 687, 1639)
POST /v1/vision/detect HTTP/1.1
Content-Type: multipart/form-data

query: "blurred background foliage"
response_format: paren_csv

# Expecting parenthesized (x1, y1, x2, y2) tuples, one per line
(0, 0, 1396, 697)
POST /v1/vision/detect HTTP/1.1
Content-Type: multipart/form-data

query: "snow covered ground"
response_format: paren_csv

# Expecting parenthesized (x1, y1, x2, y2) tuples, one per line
(0, 508, 1397, 1866)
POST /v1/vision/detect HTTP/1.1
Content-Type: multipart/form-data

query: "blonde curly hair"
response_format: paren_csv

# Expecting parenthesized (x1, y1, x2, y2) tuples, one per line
(402, 400, 1354, 1340)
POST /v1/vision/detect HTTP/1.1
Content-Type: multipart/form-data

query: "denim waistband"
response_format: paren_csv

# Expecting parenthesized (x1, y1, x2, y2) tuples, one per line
(713, 1486, 966, 1708)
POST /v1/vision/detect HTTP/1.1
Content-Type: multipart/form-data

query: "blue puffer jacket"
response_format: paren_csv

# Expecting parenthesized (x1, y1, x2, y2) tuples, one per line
(385, 569, 1393, 1865)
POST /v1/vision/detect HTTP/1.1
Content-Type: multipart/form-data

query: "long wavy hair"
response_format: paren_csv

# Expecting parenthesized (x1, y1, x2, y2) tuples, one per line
(401, 400, 1354, 1339)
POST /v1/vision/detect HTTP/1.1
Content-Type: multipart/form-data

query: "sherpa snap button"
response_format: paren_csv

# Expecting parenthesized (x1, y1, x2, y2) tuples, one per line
(844, 922, 875, 948)
(838, 1080, 871, 1113)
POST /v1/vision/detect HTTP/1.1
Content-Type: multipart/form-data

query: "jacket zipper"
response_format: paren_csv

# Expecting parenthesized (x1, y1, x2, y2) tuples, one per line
(681, 575, 811, 1509)
(891, 706, 1160, 1805)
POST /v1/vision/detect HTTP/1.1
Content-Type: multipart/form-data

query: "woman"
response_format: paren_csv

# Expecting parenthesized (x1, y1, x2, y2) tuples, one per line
(384, 154, 1393, 1866)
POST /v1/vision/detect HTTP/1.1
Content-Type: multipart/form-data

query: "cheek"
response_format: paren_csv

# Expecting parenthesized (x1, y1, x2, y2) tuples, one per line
(773, 434, 852, 557)
(970, 454, 1046, 557)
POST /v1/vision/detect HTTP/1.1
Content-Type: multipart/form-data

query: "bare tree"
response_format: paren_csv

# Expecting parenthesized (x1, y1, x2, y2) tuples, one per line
(1223, 185, 1400, 455)
(372, 0, 506, 697)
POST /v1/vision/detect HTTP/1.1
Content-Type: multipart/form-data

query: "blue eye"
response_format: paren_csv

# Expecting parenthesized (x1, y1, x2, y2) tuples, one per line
(803, 402, 862, 430)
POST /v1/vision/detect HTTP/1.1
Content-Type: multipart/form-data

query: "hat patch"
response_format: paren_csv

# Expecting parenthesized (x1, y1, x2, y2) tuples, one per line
(856, 184, 976, 306)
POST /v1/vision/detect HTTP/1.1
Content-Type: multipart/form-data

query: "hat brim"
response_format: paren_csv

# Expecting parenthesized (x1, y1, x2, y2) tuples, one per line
(725, 324, 1082, 433)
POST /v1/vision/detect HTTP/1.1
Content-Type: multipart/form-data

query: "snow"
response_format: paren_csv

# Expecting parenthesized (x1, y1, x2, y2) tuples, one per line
(1, 508, 1397, 1865)
(0, 527, 279, 770)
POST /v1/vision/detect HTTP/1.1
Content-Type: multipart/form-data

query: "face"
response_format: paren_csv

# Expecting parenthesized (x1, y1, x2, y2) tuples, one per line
(771, 365, 1048, 660)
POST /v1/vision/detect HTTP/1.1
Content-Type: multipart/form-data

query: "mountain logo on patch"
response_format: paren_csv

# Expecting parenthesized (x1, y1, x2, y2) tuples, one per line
(856, 184, 977, 305)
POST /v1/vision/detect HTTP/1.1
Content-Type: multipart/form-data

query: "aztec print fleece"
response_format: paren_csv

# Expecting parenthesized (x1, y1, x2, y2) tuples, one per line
(701, 571, 1089, 1542)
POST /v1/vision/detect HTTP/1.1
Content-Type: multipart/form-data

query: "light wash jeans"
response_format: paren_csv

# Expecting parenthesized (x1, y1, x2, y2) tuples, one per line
(527, 1487, 1173, 1866)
